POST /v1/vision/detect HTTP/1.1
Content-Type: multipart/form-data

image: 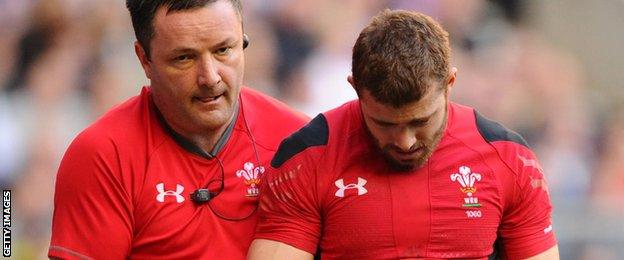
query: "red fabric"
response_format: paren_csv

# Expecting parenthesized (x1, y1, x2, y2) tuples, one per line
(255, 101, 556, 259)
(49, 87, 308, 259)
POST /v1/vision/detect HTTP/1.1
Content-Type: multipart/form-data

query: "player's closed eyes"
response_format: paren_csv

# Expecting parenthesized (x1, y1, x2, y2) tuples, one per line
(409, 119, 429, 127)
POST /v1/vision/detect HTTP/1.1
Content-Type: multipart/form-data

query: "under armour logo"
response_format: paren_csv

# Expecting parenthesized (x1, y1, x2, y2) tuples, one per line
(156, 183, 185, 203)
(335, 177, 368, 198)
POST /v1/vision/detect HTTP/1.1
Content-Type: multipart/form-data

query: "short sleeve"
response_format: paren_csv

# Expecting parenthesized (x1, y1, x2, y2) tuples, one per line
(495, 142, 557, 259)
(253, 147, 324, 254)
(253, 114, 330, 254)
(48, 129, 133, 259)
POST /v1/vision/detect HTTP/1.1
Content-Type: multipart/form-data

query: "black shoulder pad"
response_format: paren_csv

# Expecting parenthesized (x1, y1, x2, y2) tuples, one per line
(474, 110, 529, 147)
(271, 114, 329, 168)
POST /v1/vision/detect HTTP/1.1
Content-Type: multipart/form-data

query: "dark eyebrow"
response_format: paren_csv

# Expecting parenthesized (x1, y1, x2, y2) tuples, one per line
(169, 38, 238, 54)
(408, 117, 431, 125)
(370, 117, 397, 125)
(212, 38, 237, 49)
(170, 47, 195, 54)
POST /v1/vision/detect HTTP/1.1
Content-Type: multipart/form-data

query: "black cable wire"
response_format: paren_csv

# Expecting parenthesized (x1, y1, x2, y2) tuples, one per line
(204, 96, 262, 221)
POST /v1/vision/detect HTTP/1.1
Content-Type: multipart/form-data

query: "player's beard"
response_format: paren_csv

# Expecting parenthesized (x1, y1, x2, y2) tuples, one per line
(377, 108, 447, 172)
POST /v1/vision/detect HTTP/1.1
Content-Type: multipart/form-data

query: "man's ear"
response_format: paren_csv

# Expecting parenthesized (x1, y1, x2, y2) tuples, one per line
(347, 75, 356, 90)
(447, 67, 457, 89)
(444, 67, 458, 100)
(134, 41, 152, 79)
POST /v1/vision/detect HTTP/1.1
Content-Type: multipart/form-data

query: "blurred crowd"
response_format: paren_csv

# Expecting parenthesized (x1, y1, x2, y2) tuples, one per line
(0, 0, 622, 259)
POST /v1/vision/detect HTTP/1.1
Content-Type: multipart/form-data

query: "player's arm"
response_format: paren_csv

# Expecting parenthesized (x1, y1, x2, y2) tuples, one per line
(250, 114, 329, 259)
(474, 112, 558, 259)
(249, 158, 323, 259)
(494, 141, 559, 259)
(523, 245, 559, 260)
(248, 239, 314, 260)
(48, 130, 133, 259)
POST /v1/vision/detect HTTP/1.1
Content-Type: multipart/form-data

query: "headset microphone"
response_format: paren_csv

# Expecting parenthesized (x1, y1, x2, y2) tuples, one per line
(191, 189, 216, 204)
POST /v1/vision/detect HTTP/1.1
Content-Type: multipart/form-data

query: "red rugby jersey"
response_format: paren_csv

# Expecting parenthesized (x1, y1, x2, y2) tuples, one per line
(255, 101, 556, 259)
(49, 87, 308, 259)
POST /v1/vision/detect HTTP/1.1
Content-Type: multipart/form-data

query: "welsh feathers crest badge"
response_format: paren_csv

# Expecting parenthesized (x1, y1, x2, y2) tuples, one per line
(236, 162, 264, 197)
(450, 166, 482, 208)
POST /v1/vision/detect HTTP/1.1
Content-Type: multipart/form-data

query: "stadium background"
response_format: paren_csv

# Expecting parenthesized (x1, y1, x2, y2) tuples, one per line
(0, 0, 622, 259)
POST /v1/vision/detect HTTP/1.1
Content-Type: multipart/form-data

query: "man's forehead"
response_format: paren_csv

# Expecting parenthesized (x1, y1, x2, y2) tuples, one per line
(363, 87, 444, 115)
(160, 0, 242, 21)
(151, 2, 242, 43)
(154, 2, 242, 28)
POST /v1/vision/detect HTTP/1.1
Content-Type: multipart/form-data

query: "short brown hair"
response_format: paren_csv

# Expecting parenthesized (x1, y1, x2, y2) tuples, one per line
(351, 10, 451, 107)
(126, 0, 242, 59)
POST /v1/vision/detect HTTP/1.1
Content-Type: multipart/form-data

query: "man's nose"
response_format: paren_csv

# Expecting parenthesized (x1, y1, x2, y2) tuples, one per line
(197, 56, 221, 87)
(393, 127, 417, 152)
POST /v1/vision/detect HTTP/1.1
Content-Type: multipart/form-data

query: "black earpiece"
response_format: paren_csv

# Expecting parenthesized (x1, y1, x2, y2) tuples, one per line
(243, 34, 249, 49)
